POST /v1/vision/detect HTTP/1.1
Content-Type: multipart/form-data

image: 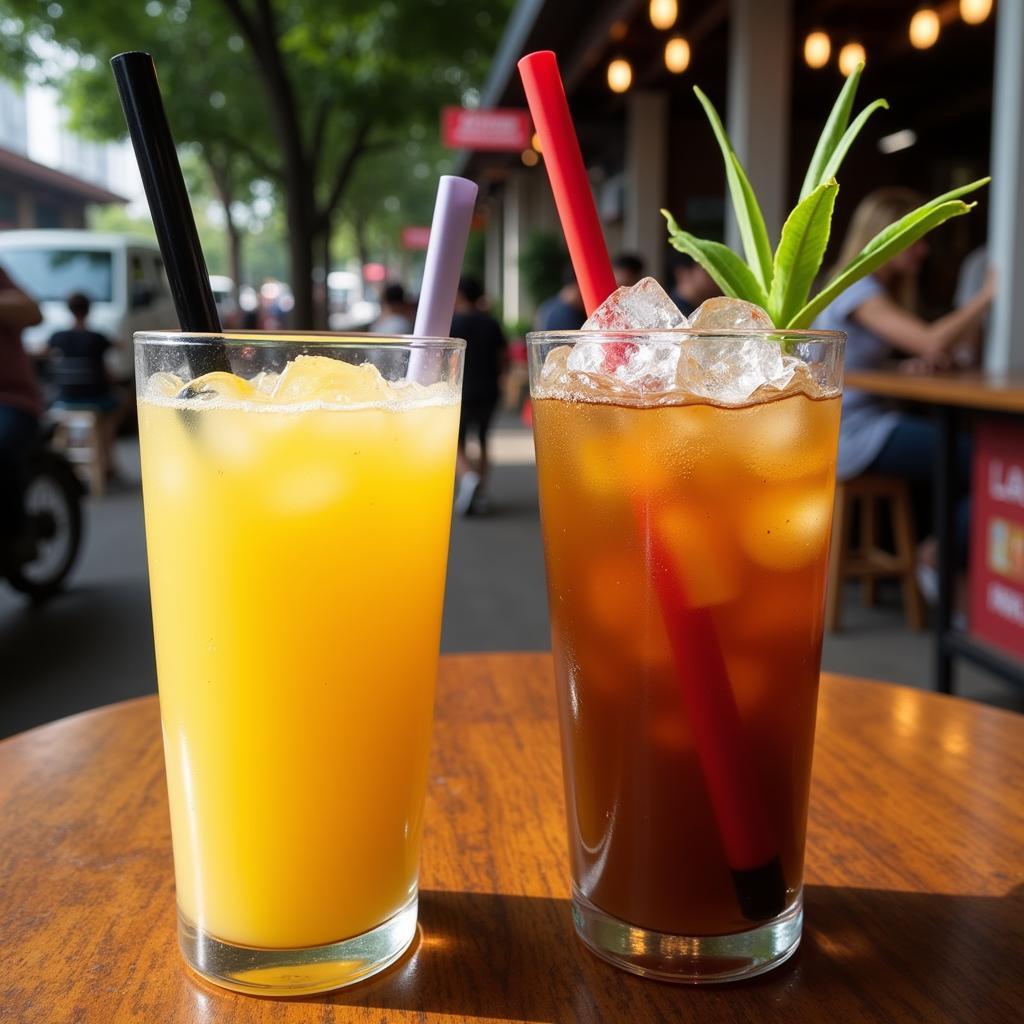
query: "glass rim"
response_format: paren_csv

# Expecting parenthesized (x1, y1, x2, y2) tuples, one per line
(134, 330, 465, 349)
(526, 328, 845, 344)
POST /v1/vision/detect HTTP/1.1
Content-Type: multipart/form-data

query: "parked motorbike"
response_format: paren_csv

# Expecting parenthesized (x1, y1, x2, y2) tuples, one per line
(2, 435, 83, 601)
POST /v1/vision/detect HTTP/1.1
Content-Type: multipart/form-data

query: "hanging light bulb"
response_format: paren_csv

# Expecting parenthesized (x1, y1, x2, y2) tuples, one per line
(803, 31, 831, 69)
(521, 148, 539, 167)
(664, 36, 691, 74)
(649, 0, 678, 31)
(959, 0, 992, 25)
(838, 42, 866, 77)
(607, 58, 633, 94)
(909, 8, 941, 49)
(531, 132, 542, 153)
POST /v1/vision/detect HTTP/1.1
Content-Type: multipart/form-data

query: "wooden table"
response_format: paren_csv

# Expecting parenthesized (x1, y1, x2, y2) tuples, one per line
(844, 370, 1024, 694)
(3, 653, 1023, 1023)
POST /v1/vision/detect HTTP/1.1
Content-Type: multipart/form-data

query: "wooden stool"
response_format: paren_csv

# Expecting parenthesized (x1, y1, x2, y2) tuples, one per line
(49, 408, 107, 497)
(826, 473, 925, 632)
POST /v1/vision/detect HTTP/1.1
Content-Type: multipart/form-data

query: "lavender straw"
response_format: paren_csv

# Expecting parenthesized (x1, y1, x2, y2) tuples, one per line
(408, 175, 478, 380)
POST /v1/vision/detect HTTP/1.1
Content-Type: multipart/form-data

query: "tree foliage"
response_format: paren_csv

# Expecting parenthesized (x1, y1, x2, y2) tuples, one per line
(0, 0, 510, 325)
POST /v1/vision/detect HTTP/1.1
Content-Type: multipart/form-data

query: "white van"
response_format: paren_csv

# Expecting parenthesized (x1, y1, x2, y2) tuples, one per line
(0, 230, 178, 380)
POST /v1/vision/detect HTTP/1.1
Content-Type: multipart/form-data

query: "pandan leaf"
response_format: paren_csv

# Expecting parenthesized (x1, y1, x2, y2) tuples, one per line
(693, 87, 774, 291)
(799, 63, 863, 200)
(819, 99, 889, 183)
(663, 209, 770, 309)
(768, 179, 838, 327)
(787, 177, 990, 329)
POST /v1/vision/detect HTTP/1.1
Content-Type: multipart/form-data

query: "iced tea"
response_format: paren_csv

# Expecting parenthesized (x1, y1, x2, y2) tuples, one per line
(530, 331, 842, 978)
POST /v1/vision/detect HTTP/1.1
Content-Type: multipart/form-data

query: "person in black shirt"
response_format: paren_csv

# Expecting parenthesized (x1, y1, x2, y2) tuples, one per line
(451, 276, 506, 515)
(47, 292, 126, 478)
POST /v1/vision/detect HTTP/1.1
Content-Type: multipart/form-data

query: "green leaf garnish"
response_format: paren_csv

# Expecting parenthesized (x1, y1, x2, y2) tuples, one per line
(693, 87, 774, 291)
(787, 178, 990, 329)
(799, 62, 864, 201)
(663, 210, 770, 308)
(818, 98, 889, 185)
(665, 67, 989, 331)
(768, 178, 838, 328)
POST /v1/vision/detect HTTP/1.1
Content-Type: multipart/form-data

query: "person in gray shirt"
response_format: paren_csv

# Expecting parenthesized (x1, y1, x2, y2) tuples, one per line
(814, 189, 993, 584)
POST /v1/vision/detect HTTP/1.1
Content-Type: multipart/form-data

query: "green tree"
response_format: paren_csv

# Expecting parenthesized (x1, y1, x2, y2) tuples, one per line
(336, 132, 453, 273)
(0, 0, 509, 326)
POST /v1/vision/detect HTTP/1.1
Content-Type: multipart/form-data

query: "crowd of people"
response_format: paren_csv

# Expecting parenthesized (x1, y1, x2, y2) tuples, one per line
(0, 188, 996, 593)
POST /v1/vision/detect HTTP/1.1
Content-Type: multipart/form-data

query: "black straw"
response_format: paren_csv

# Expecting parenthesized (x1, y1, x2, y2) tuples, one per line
(111, 51, 226, 358)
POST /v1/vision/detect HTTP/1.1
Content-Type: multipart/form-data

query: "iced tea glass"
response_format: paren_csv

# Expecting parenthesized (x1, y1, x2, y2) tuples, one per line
(528, 329, 844, 983)
(136, 332, 463, 995)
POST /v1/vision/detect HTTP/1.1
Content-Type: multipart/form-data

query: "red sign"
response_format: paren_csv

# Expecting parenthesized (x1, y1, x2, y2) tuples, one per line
(400, 226, 431, 251)
(969, 421, 1024, 659)
(442, 106, 532, 152)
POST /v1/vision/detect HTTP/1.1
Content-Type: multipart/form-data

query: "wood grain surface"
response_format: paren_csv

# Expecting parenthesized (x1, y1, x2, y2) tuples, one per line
(2, 653, 1022, 1024)
(843, 370, 1024, 414)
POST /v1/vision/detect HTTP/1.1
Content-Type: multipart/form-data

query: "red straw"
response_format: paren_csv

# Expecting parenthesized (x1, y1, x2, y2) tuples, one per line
(638, 497, 777, 872)
(518, 51, 617, 315)
(520, 50, 784, 920)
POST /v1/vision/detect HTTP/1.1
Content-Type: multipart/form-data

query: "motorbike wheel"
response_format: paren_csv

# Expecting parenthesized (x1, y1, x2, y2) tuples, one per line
(7, 453, 83, 601)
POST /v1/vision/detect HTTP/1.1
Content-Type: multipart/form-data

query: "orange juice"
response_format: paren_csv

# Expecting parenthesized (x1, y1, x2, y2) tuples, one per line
(138, 355, 459, 953)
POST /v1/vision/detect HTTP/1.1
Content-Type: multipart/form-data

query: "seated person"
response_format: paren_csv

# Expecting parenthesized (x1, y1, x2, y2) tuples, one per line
(814, 188, 993, 599)
(47, 293, 126, 477)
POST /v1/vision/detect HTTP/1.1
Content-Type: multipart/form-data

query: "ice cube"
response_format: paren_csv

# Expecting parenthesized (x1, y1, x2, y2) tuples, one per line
(737, 480, 835, 570)
(539, 345, 573, 389)
(145, 372, 184, 399)
(657, 503, 741, 606)
(678, 337, 797, 405)
(689, 296, 774, 331)
(565, 340, 610, 376)
(272, 355, 389, 405)
(612, 340, 681, 390)
(583, 277, 687, 331)
(565, 280, 684, 391)
(182, 371, 262, 404)
(565, 278, 687, 385)
(250, 370, 280, 396)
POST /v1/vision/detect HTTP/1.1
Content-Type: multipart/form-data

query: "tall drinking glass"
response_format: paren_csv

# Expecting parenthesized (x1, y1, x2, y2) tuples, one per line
(135, 332, 463, 995)
(528, 329, 844, 982)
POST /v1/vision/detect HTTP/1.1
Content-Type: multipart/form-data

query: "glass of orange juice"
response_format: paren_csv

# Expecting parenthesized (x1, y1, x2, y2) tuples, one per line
(135, 331, 463, 995)
(529, 327, 843, 982)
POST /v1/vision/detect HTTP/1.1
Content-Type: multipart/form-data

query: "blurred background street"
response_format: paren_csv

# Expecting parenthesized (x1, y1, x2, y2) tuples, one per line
(3, 419, 1018, 738)
(1, 0, 1023, 735)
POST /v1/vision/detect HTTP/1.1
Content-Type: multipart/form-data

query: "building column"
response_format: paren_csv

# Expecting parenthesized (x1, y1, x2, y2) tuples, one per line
(986, 0, 1024, 372)
(502, 171, 527, 325)
(624, 90, 668, 278)
(484, 197, 503, 307)
(726, 0, 792, 250)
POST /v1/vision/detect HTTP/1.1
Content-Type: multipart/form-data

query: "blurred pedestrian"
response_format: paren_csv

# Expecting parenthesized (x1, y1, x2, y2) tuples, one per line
(535, 267, 586, 331)
(451, 275, 506, 515)
(668, 252, 719, 317)
(47, 292, 127, 479)
(613, 252, 645, 288)
(814, 187, 994, 596)
(0, 264, 43, 566)
(372, 282, 413, 334)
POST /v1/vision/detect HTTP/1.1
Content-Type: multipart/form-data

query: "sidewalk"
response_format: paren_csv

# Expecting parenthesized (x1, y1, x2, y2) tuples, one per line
(1, 421, 1019, 738)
